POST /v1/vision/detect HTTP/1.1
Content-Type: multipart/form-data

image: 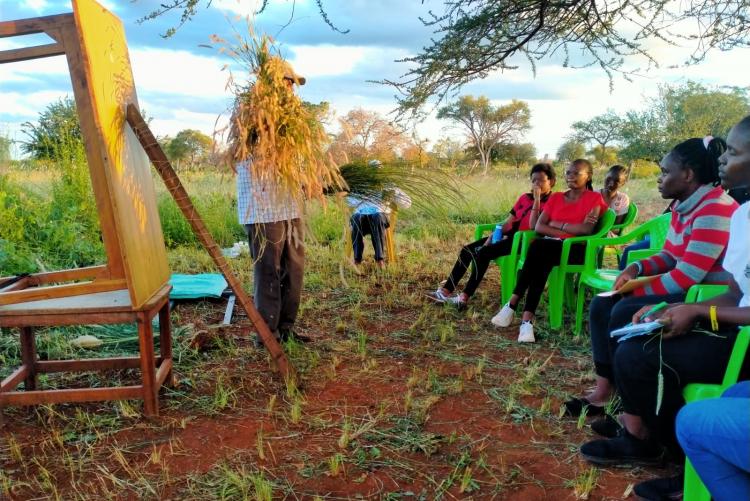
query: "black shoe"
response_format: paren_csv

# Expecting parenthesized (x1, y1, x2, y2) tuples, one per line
(633, 474, 683, 501)
(591, 415, 623, 438)
(563, 397, 606, 417)
(279, 328, 312, 343)
(580, 428, 664, 467)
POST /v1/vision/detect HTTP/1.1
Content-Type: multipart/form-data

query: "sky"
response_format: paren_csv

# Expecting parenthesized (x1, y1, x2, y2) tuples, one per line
(2, 0, 749, 159)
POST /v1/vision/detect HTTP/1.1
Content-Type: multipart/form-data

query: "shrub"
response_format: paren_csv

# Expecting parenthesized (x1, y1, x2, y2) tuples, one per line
(629, 159, 661, 179)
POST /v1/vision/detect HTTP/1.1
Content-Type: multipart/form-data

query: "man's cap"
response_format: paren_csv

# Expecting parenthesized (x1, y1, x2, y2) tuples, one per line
(281, 59, 306, 85)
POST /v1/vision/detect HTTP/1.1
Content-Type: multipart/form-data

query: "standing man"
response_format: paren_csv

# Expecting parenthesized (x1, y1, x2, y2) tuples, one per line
(236, 61, 311, 344)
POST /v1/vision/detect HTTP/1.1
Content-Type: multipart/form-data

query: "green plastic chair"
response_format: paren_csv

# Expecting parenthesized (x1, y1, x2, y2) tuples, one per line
(545, 209, 616, 330)
(610, 202, 638, 235)
(682, 284, 748, 501)
(474, 222, 536, 304)
(602, 203, 639, 262)
(573, 213, 672, 335)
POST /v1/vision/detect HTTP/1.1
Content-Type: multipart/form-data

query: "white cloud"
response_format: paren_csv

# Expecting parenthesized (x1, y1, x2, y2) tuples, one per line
(290, 45, 371, 78)
(130, 47, 230, 98)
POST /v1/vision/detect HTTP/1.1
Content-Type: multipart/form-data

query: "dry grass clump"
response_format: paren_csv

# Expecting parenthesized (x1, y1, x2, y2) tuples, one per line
(214, 30, 344, 204)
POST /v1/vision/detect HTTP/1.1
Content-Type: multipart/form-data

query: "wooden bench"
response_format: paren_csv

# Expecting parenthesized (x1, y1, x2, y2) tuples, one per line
(0, 284, 172, 422)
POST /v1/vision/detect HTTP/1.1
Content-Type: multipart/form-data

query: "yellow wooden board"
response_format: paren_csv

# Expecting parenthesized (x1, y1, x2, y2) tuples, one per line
(72, 0, 169, 309)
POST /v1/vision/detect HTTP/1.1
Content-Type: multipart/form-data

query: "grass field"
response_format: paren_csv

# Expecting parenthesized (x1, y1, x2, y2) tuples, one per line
(0, 165, 673, 500)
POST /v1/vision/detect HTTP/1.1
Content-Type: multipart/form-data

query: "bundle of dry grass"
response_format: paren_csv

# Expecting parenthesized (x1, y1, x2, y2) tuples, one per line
(337, 160, 465, 218)
(217, 31, 344, 204)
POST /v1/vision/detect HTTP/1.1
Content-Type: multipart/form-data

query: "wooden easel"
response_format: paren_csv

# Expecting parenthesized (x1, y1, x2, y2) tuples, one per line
(0, 0, 293, 420)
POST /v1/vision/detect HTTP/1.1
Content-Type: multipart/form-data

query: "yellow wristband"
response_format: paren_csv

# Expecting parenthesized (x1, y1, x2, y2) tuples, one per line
(709, 305, 719, 331)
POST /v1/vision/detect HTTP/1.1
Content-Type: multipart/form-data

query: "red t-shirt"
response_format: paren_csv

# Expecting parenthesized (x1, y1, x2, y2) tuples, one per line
(508, 193, 551, 231)
(542, 190, 609, 238)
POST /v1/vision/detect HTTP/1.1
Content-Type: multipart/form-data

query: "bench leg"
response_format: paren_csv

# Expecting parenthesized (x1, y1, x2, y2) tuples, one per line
(20, 327, 37, 391)
(138, 314, 158, 417)
(158, 301, 173, 387)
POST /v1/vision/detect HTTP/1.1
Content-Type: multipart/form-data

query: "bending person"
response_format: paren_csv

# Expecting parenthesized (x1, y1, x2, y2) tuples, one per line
(491, 159, 609, 343)
(428, 163, 556, 309)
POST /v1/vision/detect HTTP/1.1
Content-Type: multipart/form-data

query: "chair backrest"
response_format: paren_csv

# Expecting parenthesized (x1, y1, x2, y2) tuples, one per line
(611, 203, 638, 234)
(648, 213, 671, 249)
(593, 209, 617, 236)
(684, 284, 729, 304)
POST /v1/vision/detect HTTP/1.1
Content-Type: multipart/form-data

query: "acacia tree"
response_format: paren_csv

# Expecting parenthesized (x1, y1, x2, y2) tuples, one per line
(328, 108, 410, 164)
(571, 110, 622, 152)
(386, 1, 750, 114)
(438, 96, 530, 173)
(495, 142, 536, 169)
(164, 129, 214, 170)
(556, 139, 586, 163)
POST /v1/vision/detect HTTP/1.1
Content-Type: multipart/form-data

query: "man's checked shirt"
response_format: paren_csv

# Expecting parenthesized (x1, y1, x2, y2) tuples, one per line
(236, 161, 301, 224)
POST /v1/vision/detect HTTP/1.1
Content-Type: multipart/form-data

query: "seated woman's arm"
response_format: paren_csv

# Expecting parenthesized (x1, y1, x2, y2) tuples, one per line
(633, 207, 733, 296)
(535, 207, 599, 237)
(636, 279, 750, 338)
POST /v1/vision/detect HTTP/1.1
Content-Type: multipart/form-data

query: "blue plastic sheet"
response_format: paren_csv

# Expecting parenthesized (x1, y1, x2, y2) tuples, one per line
(168, 274, 228, 300)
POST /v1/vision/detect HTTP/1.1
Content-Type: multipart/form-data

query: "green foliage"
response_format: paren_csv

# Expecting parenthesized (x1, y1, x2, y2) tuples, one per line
(21, 97, 84, 162)
(556, 139, 586, 163)
(494, 142, 536, 168)
(0, 134, 11, 164)
(159, 191, 244, 248)
(628, 159, 661, 179)
(587, 145, 619, 167)
(571, 110, 621, 150)
(164, 129, 213, 169)
(618, 82, 750, 162)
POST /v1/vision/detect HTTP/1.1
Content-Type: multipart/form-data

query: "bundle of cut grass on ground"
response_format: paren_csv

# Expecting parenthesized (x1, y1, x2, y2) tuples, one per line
(217, 30, 344, 204)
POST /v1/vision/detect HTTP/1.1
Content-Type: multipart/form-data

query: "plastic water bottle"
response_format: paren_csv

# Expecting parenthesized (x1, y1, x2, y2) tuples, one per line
(491, 224, 503, 244)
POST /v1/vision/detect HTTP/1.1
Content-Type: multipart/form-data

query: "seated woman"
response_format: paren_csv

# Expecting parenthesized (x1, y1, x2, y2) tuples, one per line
(428, 163, 556, 309)
(599, 164, 630, 227)
(491, 158, 609, 343)
(565, 137, 737, 418)
(578, 117, 750, 499)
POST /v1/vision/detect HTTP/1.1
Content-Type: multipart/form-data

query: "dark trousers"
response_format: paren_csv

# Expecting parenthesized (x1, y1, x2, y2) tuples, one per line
(512, 238, 585, 314)
(614, 327, 739, 451)
(246, 219, 304, 333)
(589, 293, 686, 380)
(444, 237, 514, 297)
(351, 212, 388, 262)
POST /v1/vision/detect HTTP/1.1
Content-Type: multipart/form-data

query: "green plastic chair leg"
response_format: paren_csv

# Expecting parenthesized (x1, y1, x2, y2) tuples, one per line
(684, 459, 711, 501)
(500, 257, 515, 305)
(547, 268, 564, 330)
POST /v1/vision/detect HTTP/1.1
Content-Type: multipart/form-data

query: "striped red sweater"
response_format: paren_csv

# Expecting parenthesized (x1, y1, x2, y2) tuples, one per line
(633, 185, 738, 296)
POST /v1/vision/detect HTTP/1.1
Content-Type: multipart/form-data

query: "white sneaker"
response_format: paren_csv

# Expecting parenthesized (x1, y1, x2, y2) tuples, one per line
(518, 321, 535, 343)
(427, 288, 452, 303)
(491, 303, 515, 327)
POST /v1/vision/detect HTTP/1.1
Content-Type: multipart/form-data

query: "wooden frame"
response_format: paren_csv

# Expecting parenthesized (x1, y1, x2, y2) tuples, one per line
(0, 0, 169, 309)
(0, 284, 173, 420)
